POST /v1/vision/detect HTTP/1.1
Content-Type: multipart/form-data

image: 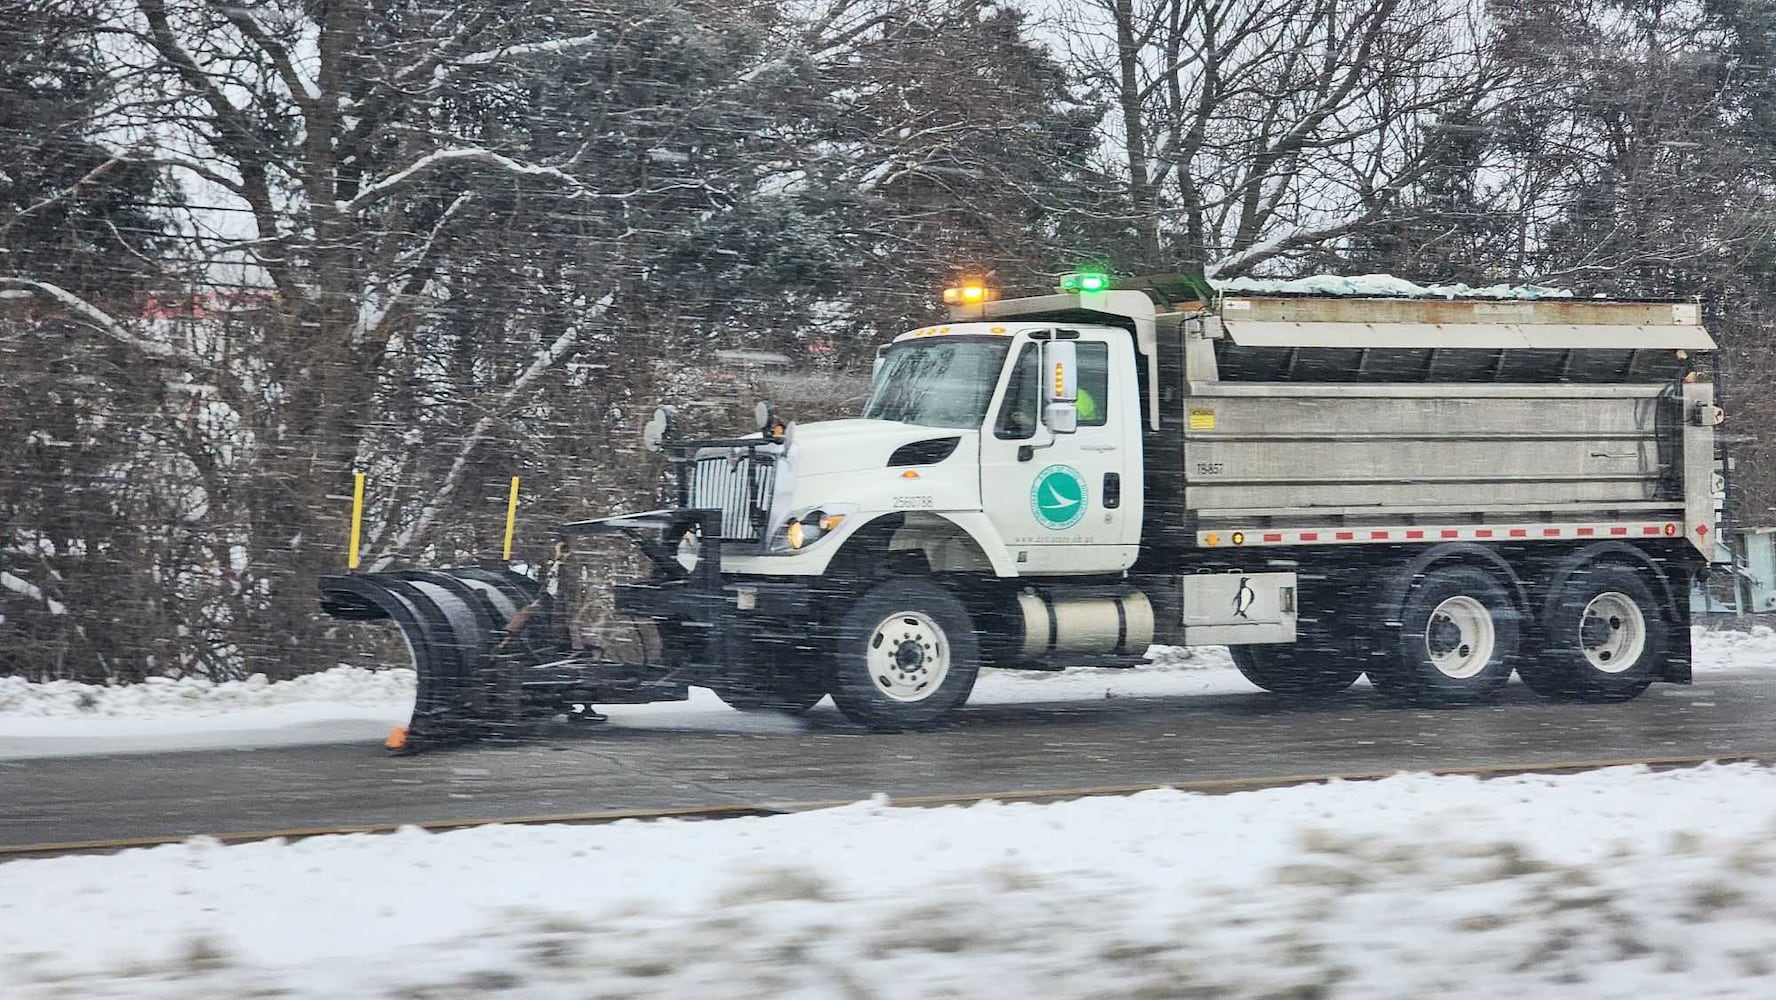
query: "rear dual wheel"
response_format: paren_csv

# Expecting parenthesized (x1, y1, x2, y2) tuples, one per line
(1231, 639, 1366, 696)
(1369, 565, 1521, 705)
(1519, 562, 1668, 702)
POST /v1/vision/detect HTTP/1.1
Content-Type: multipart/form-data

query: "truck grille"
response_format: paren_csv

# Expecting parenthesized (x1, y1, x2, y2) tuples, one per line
(688, 453, 776, 541)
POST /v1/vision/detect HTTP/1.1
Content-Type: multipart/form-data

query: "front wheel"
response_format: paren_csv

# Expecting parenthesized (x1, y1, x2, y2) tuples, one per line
(828, 577, 980, 730)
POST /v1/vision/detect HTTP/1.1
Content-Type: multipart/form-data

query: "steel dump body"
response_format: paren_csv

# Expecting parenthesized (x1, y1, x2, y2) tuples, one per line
(1183, 384, 1674, 515)
(1153, 294, 1718, 551)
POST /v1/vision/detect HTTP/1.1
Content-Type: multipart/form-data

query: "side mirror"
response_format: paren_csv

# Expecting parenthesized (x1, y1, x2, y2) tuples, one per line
(642, 406, 677, 452)
(1045, 401, 1078, 435)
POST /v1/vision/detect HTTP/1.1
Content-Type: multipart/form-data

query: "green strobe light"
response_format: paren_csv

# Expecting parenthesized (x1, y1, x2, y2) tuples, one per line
(1059, 270, 1112, 293)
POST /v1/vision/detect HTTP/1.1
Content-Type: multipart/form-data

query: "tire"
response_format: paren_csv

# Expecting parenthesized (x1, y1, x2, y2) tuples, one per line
(1369, 564, 1520, 705)
(1230, 641, 1364, 696)
(714, 673, 826, 715)
(828, 577, 980, 730)
(1520, 561, 1669, 702)
(712, 639, 827, 715)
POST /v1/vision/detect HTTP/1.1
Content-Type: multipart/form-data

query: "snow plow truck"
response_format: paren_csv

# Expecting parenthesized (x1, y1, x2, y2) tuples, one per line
(321, 271, 1734, 750)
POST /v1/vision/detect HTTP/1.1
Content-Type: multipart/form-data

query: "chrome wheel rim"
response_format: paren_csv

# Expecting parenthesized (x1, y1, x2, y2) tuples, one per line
(1424, 596, 1496, 679)
(1580, 592, 1646, 674)
(866, 610, 950, 702)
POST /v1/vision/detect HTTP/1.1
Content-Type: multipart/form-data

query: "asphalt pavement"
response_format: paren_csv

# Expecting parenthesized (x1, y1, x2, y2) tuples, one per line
(3, 672, 1772, 849)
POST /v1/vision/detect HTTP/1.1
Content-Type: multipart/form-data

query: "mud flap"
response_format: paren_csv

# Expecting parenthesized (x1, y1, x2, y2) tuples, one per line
(319, 568, 546, 749)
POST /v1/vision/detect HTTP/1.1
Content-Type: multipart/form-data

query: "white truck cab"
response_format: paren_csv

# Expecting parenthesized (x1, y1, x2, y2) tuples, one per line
(721, 320, 1145, 579)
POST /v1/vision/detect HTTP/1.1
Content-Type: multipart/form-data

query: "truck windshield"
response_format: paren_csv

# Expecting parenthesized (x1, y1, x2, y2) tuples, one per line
(861, 337, 1011, 428)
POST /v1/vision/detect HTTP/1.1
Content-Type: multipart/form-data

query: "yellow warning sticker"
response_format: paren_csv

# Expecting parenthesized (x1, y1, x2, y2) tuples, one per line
(1188, 408, 1217, 430)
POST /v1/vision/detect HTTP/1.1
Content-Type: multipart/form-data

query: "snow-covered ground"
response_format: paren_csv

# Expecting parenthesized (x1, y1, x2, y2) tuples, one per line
(1, 627, 1770, 759)
(0, 645, 1248, 758)
(5, 762, 1776, 998)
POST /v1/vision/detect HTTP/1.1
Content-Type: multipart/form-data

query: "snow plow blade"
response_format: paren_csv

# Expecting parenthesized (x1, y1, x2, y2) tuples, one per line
(316, 512, 733, 750)
(318, 565, 688, 750)
(319, 567, 551, 748)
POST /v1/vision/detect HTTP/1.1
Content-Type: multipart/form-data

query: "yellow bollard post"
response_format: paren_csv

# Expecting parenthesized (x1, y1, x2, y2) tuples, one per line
(502, 475, 521, 562)
(347, 471, 366, 571)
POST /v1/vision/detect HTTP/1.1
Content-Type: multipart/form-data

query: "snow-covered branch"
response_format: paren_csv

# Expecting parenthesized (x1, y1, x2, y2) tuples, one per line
(371, 292, 616, 567)
(0, 277, 205, 369)
(1, 571, 67, 616)
(336, 149, 587, 215)
(206, 0, 321, 104)
(0, 156, 128, 239)
(453, 31, 604, 68)
(1205, 214, 1375, 278)
(351, 192, 475, 345)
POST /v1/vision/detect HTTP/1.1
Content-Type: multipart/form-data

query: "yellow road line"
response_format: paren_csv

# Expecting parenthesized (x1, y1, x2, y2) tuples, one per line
(3, 753, 1767, 859)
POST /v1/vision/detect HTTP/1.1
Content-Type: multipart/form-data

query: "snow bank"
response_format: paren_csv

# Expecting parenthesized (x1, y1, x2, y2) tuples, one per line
(1217, 272, 1575, 299)
(1688, 624, 1776, 671)
(0, 628, 1765, 757)
(0, 666, 411, 719)
(3, 763, 1775, 998)
(4, 626, 1763, 722)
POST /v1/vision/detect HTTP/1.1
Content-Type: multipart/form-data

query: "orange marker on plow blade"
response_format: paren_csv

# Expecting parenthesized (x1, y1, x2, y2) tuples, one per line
(385, 726, 409, 750)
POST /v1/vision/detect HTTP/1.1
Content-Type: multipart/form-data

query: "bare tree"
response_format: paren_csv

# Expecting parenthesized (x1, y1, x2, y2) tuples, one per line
(2, 0, 800, 677)
(1056, 0, 1505, 276)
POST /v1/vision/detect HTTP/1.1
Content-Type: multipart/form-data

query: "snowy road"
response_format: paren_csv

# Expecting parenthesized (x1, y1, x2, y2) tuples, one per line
(6, 669, 1772, 850)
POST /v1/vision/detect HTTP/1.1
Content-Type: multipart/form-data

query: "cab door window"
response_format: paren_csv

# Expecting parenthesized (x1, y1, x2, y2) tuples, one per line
(994, 343, 1040, 439)
(1076, 342, 1109, 426)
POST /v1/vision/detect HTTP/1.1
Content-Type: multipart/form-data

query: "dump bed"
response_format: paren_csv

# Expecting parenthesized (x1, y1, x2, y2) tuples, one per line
(1172, 294, 1718, 552)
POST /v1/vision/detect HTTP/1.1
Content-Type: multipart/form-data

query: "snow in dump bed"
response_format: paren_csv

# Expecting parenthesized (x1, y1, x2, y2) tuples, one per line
(1216, 272, 1576, 299)
(4, 762, 1776, 999)
(0, 627, 1768, 757)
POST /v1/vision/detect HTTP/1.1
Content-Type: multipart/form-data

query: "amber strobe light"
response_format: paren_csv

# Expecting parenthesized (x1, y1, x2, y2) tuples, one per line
(942, 280, 999, 305)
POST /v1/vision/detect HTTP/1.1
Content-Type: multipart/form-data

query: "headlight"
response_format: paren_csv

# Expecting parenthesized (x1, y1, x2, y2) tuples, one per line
(773, 505, 856, 553)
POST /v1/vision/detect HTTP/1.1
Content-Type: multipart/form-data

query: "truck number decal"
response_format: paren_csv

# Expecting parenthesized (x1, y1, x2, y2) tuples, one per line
(1195, 462, 1225, 476)
(892, 495, 934, 509)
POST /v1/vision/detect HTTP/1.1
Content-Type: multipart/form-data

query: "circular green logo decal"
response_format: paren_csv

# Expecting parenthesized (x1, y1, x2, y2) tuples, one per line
(1030, 464, 1089, 530)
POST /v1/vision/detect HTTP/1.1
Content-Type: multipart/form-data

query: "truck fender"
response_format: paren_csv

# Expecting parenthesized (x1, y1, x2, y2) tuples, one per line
(914, 510, 1019, 577)
(1372, 543, 1532, 630)
(1533, 542, 1679, 625)
(817, 510, 1017, 579)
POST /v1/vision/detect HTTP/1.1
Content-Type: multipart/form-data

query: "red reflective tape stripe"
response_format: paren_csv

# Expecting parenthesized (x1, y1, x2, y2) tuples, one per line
(1263, 533, 1283, 543)
(1610, 527, 1629, 536)
(1441, 529, 1460, 539)
(1643, 525, 1662, 536)
(1370, 530, 1389, 540)
(1406, 530, 1425, 540)
(1577, 527, 1595, 537)
(1508, 529, 1528, 538)
(1543, 528, 1561, 537)
(1335, 531, 1355, 541)
(1475, 529, 1494, 538)
(1300, 532, 1319, 542)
